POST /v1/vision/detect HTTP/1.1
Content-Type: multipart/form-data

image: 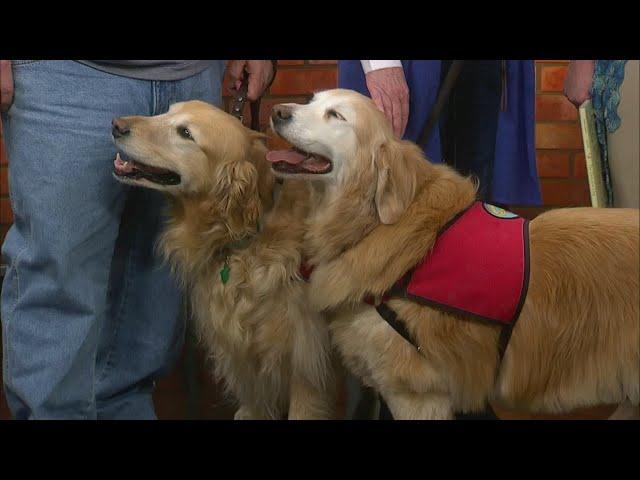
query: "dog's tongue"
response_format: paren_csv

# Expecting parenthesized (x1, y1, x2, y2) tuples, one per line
(266, 149, 307, 165)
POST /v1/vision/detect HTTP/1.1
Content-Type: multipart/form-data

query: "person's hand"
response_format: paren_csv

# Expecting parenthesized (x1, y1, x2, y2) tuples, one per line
(227, 60, 275, 101)
(365, 67, 410, 138)
(564, 60, 595, 108)
(1, 60, 14, 112)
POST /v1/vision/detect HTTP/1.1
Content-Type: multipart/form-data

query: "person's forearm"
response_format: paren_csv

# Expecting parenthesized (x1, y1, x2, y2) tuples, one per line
(361, 60, 403, 74)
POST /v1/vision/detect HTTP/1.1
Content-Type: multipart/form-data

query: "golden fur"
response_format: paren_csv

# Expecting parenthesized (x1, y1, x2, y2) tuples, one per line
(269, 89, 639, 419)
(112, 101, 336, 419)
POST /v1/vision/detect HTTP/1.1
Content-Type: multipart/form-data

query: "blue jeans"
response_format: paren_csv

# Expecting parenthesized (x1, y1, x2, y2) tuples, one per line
(1, 60, 224, 419)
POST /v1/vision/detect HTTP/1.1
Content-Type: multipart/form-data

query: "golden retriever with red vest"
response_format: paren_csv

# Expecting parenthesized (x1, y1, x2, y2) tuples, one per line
(266, 89, 639, 420)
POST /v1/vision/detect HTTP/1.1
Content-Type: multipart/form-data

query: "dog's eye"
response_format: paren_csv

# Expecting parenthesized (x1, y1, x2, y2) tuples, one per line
(178, 126, 194, 141)
(326, 109, 346, 121)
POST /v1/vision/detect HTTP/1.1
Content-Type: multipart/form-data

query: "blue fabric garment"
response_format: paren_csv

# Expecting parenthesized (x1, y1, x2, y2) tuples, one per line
(591, 60, 628, 206)
(337, 60, 541, 206)
(1, 60, 225, 419)
(491, 61, 541, 206)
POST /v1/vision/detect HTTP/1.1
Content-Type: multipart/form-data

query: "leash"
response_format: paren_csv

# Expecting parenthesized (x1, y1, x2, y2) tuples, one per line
(229, 61, 278, 132)
(229, 62, 282, 193)
(417, 60, 465, 146)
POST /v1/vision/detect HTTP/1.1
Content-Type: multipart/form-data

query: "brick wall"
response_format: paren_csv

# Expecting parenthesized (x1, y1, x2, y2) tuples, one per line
(529, 59, 589, 218)
(2, 60, 603, 420)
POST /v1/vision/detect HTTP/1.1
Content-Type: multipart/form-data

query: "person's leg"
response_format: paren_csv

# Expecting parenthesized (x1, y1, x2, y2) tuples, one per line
(94, 187, 180, 419)
(95, 63, 225, 419)
(442, 61, 501, 201)
(1, 60, 152, 419)
(607, 60, 639, 209)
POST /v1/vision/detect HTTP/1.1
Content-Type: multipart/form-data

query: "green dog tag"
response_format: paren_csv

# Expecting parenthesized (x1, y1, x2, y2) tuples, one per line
(220, 262, 230, 284)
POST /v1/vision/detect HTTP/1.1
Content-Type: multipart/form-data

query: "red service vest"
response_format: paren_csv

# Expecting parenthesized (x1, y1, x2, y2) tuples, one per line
(300, 202, 530, 328)
(402, 202, 530, 325)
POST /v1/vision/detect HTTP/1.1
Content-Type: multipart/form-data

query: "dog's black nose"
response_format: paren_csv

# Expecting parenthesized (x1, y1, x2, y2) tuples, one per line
(112, 118, 130, 138)
(272, 105, 293, 123)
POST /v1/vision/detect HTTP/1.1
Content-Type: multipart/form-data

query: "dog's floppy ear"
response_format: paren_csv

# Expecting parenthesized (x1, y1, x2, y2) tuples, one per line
(214, 159, 261, 237)
(373, 140, 417, 225)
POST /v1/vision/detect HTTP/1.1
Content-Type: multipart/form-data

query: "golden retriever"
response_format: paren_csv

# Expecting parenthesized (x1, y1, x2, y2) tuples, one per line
(111, 100, 337, 420)
(266, 88, 639, 420)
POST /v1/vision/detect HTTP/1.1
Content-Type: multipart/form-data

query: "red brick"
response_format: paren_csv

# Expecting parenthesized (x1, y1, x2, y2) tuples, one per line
(308, 60, 337, 65)
(536, 123, 583, 150)
(570, 181, 592, 206)
(573, 152, 587, 178)
(536, 95, 578, 121)
(541, 180, 571, 206)
(536, 151, 570, 178)
(1, 197, 13, 224)
(269, 68, 337, 96)
(0, 166, 7, 196)
(540, 66, 568, 92)
(541, 180, 591, 207)
(278, 60, 305, 66)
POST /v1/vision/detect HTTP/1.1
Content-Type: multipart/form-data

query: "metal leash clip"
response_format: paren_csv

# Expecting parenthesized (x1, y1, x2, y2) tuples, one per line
(230, 70, 250, 124)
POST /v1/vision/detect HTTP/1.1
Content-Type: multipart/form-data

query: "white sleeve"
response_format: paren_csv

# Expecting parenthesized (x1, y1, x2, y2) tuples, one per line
(360, 60, 403, 74)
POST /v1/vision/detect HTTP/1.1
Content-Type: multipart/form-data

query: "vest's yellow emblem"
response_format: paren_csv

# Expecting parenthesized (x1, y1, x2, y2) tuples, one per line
(483, 203, 519, 219)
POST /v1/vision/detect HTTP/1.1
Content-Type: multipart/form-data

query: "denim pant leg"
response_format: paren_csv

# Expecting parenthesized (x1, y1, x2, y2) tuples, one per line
(1, 60, 153, 419)
(94, 63, 225, 420)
